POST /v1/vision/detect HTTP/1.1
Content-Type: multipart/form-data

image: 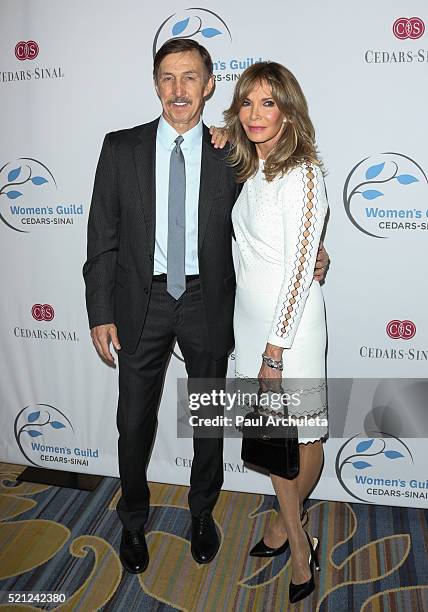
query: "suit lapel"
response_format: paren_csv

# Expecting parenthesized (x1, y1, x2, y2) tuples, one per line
(133, 119, 158, 252)
(198, 124, 221, 253)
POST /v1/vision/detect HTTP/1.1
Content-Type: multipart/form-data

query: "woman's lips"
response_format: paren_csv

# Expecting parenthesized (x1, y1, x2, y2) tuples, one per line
(247, 126, 265, 132)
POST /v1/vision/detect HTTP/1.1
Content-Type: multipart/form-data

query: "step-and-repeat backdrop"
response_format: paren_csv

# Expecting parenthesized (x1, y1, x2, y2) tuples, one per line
(1, 1, 427, 508)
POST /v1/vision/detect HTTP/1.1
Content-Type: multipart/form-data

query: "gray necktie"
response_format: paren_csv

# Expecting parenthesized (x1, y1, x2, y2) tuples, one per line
(167, 135, 186, 299)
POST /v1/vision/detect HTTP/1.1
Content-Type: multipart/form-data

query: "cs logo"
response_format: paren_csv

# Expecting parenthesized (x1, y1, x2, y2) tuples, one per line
(32, 304, 55, 322)
(393, 18, 425, 40)
(15, 40, 39, 60)
(386, 320, 416, 340)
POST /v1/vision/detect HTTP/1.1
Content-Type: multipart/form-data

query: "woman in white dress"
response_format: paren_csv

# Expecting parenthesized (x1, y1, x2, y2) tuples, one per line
(223, 62, 328, 603)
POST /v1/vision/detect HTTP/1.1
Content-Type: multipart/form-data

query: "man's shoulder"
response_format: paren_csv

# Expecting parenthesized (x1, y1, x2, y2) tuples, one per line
(105, 118, 159, 146)
(201, 124, 235, 172)
(218, 143, 237, 179)
(214, 141, 234, 163)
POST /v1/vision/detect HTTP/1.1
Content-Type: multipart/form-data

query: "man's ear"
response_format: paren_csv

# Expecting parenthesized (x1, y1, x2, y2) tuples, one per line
(154, 78, 160, 98)
(203, 75, 215, 99)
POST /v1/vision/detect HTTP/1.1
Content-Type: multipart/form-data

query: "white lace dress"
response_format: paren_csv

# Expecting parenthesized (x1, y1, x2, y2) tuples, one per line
(232, 160, 329, 443)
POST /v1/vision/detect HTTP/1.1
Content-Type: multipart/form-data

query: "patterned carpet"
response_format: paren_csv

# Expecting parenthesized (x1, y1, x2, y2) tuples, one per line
(0, 462, 427, 611)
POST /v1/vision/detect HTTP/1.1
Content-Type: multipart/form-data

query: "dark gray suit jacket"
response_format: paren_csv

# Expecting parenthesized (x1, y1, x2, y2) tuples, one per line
(83, 118, 240, 359)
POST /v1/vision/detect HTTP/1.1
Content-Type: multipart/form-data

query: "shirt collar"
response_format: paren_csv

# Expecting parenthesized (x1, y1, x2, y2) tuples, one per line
(157, 115, 203, 150)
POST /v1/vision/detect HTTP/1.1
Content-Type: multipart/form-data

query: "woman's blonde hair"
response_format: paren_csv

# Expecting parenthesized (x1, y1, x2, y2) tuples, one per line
(223, 62, 321, 182)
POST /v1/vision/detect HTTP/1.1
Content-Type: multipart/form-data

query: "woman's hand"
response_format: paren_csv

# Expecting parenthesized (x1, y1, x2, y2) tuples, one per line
(258, 361, 282, 392)
(209, 126, 229, 149)
(258, 343, 283, 392)
(314, 241, 329, 282)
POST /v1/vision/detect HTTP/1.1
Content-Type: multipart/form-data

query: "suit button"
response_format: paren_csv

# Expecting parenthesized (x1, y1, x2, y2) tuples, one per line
(144, 288, 148, 294)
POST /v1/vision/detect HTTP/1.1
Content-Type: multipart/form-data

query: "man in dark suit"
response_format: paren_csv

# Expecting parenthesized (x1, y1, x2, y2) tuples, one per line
(83, 38, 328, 574)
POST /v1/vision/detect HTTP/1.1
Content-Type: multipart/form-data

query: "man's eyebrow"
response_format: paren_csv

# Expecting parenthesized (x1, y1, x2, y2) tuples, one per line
(159, 70, 199, 76)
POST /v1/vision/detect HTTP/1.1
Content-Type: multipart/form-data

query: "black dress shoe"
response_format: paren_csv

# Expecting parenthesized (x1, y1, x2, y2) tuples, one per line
(289, 531, 320, 604)
(249, 509, 308, 558)
(119, 528, 149, 574)
(191, 514, 220, 564)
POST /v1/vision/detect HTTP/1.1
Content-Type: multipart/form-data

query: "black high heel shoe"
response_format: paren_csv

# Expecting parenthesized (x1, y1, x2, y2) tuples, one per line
(289, 530, 320, 604)
(249, 510, 308, 558)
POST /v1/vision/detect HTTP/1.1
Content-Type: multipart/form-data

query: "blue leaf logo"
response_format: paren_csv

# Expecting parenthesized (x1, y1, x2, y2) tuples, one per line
(50, 421, 65, 429)
(356, 439, 374, 453)
(362, 190, 383, 200)
(8, 167, 22, 182)
(172, 18, 190, 36)
(365, 162, 385, 180)
(6, 190, 23, 199)
(27, 430, 43, 438)
(384, 450, 404, 459)
(201, 27, 222, 38)
(352, 460, 372, 469)
(396, 174, 418, 185)
(31, 176, 48, 186)
(28, 411, 41, 423)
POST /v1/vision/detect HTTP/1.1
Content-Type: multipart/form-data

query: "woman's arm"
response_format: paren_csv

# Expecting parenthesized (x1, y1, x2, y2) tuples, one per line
(265, 162, 329, 358)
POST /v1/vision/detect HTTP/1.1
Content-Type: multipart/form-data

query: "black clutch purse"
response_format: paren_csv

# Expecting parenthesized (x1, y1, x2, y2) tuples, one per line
(241, 388, 300, 479)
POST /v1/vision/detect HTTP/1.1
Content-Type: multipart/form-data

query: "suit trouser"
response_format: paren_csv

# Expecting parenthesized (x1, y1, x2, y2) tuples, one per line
(116, 277, 228, 531)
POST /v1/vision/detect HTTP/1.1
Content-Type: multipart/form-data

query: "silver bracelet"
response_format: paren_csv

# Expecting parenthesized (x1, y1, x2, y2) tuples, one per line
(262, 354, 283, 371)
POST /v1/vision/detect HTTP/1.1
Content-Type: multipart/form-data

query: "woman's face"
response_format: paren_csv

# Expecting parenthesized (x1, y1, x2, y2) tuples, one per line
(238, 80, 285, 153)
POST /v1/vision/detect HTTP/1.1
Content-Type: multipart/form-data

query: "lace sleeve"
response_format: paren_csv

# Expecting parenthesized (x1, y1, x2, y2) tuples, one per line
(267, 162, 328, 348)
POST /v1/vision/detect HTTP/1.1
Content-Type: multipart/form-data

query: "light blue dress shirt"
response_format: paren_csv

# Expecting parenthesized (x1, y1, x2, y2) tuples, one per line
(154, 115, 202, 275)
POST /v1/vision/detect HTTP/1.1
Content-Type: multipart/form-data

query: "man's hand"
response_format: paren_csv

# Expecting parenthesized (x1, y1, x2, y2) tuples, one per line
(90, 323, 121, 366)
(314, 241, 330, 282)
(209, 126, 228, 149)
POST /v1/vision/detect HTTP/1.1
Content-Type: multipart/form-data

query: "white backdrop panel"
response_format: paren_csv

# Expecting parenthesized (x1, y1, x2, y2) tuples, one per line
(1, 0, 427, 508)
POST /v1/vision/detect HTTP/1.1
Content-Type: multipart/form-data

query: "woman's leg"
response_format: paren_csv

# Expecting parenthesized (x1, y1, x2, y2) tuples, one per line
(263, 440, 324, 547)
(268, 474, 312, 584)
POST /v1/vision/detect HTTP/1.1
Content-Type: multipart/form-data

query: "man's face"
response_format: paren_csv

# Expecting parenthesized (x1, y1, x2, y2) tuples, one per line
(155, 50, 214, 133)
